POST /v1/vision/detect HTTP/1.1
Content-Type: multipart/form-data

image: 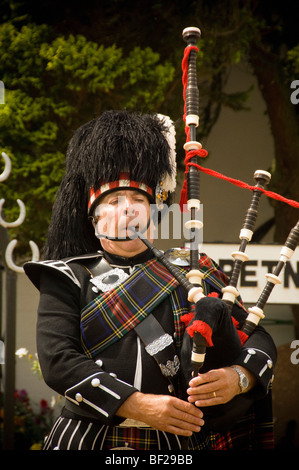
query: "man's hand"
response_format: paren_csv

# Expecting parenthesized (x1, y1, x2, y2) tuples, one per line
(187, 366, 256, 407)
(117, 392, 204, 436)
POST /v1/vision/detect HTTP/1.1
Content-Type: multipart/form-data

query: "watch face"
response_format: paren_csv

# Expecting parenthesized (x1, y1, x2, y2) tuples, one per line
(233, 366, 248, 392)
(241, 376, 248, 388)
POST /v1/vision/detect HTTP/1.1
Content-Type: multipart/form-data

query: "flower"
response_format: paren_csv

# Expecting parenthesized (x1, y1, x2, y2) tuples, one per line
(0, 349, 59, 449)
(15, 348, 43, 379)
(0, 389, 55, 450)
(15, 348, 29, 358)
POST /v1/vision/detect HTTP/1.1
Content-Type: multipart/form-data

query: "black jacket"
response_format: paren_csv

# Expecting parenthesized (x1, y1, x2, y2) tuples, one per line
(24, 249, 276, 430)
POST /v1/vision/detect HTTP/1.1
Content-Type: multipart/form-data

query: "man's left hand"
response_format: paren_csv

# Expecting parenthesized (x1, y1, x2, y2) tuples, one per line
(186, 366, 255, 407)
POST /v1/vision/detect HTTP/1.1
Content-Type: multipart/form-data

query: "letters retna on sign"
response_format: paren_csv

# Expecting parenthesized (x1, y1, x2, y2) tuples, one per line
(203, 244, 299, 305)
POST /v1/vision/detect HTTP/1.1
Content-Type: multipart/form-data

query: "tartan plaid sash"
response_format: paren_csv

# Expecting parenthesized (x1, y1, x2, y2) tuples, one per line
(80, 255, 234, 359)
(80, 259, 184, 358)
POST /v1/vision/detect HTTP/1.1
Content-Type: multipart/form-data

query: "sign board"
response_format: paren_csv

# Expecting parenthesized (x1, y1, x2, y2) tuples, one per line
(202, 244, 299, 305)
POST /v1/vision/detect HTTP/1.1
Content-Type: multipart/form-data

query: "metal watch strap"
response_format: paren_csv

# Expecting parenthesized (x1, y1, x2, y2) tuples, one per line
(231, 365, 248, 393)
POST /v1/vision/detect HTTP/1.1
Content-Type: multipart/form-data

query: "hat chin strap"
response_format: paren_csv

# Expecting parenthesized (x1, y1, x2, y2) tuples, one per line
(96, 232, 138, 242)
(95, 215, 151, 242)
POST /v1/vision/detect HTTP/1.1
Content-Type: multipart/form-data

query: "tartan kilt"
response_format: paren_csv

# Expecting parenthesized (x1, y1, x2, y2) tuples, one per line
(210, 390, 275, 450)
(43, 415, 210, 450)
(43, 392, 274, 451)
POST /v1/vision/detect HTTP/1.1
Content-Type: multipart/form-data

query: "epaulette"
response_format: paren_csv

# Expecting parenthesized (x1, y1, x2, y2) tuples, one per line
(164, 248, 227, 292)
(163, 248, 190, 267)
(23, 252, 103, 291)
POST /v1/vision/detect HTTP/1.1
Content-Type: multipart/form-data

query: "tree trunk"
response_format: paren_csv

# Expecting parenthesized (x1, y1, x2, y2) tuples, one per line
(250, 44, 299, 338)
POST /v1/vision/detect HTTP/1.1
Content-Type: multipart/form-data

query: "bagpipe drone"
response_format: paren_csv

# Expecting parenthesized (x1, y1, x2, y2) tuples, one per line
(136, 27, 299, 431)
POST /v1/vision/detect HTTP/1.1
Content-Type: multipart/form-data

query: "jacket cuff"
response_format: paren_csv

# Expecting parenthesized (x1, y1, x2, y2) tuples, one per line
(65, 371, 138, 425)
(233, 347, 274, 396)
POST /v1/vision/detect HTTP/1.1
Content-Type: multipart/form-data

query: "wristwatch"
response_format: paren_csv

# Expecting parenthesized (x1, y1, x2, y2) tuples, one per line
(231, 366, 249, 393)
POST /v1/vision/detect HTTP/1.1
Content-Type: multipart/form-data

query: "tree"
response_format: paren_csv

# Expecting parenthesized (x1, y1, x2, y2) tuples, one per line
(0, 20, 174, 256)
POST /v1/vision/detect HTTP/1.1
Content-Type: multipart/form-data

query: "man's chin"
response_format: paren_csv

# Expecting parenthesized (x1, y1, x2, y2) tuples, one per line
(115, 237, 143, 248)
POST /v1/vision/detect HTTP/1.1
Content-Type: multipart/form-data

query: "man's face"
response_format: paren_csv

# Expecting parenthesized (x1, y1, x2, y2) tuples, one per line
(92, 189, 155, 257)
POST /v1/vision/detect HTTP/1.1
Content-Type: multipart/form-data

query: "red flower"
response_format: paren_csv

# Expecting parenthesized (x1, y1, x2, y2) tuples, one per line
(40, 399, 51, 415)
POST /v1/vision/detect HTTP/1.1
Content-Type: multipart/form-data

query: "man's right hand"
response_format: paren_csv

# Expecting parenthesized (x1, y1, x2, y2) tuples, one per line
(117, 392, 204, 436)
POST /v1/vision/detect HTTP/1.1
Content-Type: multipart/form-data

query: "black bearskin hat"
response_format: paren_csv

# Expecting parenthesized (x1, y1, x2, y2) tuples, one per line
(43, 110, 176, 260)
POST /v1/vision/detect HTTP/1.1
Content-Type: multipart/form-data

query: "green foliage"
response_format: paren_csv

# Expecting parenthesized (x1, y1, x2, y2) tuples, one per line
(190, 3, 266, 137)
(0, 22, 175, 256)
(287, 45, 299, 74)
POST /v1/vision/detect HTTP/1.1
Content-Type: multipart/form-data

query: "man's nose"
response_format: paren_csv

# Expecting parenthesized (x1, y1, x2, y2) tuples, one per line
(123, 205, 136, 216)
(121, 197, 135, 216)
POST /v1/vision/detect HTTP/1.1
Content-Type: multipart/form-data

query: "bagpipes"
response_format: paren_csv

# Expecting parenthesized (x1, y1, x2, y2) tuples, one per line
(136, 27, 299, 431)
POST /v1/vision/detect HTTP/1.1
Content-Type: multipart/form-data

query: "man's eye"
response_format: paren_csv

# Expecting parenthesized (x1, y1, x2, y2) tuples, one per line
(109, 198, 119, 205)
(133, 197, 146, 203)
